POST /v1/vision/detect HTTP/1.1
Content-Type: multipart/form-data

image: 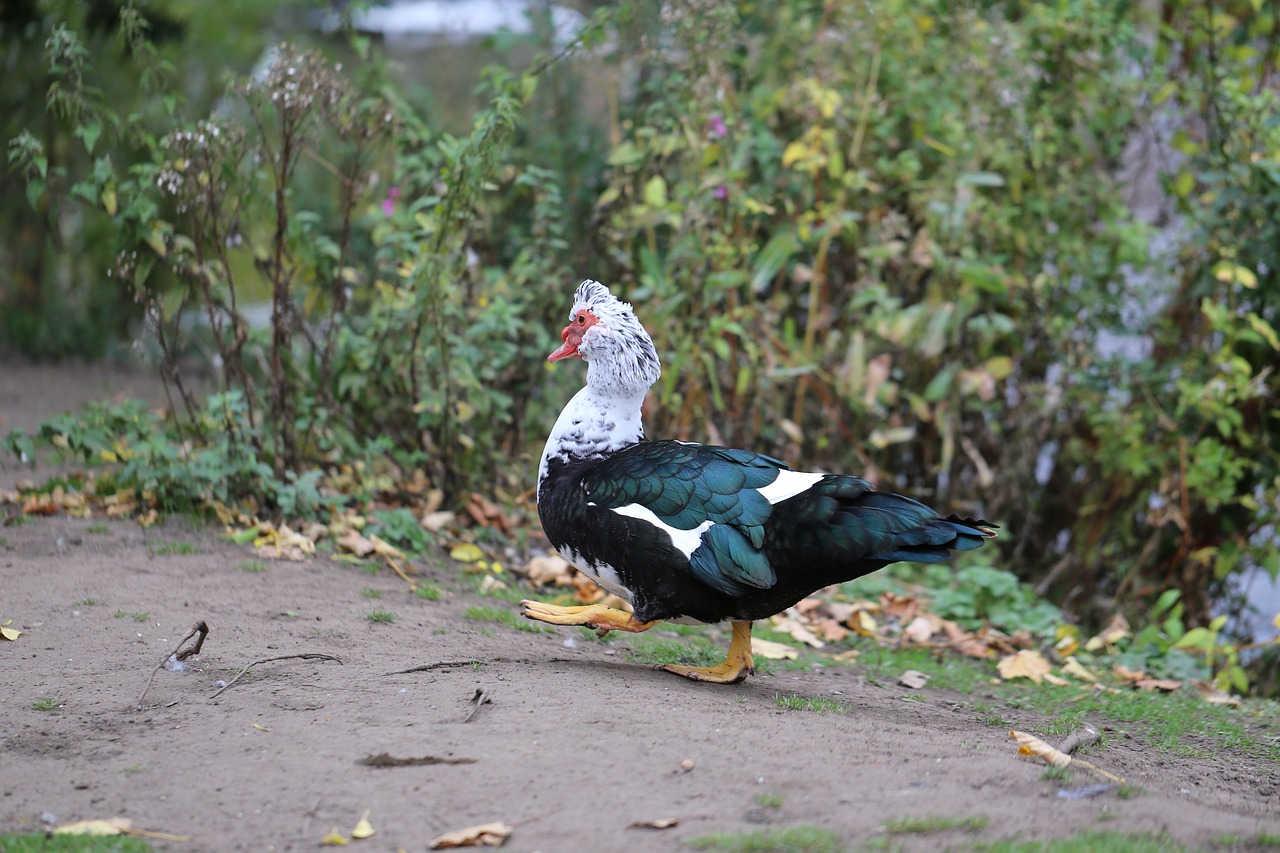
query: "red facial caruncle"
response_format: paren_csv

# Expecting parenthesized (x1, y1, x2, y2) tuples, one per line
(547, 308, 597, 362)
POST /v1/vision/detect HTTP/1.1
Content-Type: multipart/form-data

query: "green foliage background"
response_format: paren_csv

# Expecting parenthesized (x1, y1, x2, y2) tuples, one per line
(3, 0, 1278, 662)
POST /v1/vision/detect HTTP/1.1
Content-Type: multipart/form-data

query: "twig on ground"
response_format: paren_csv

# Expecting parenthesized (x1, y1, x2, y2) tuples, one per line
(386, 659, 490, 675)
(136, 620, 210, 710)
(211, 653, 342, 699)
(1057, 723, 1101, 756)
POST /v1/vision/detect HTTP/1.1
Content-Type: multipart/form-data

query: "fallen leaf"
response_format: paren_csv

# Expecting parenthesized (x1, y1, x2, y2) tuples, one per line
(421, 510, 456, 533)
(1193, 680, 1241, 707)
(1062, 656, 1099, 683)
(253, 724, 270, 732)
(1010, 730, 1125, 784)
(522, 555, 574, 586)
(898, 670, 929, 689)
(1135, 678, 1182, 692)
(429, 822, 513, 849)
(997, 649, 1051, 683)
(477, 575, 507, 594)
(845, 609, 877, 637)
(450, 543, 485, 563)
(55, 817, 131, 836)
(628, 818, 679, 829)
(771, 615, 825, 648)
(1043, 673, 1069, 687)
(0, 618, 21, 641)
(337, 529, 376, 557)
(812, 618, 850, 642)
(1054, 625, 1081, 657)
(351, 809, 376, 839)
(879, 592, 921, 622)
(1084, 613, 1130, 652)
(1112, 663, 1147, 684)
(903, 614, 941, 644)
(750, 637, 799, 660)
(321, 828, 350, 846)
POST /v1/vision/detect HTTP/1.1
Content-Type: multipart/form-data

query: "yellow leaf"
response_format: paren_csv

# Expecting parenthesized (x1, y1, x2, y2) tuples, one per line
(0, 623, 21, 641)
(321, 828, 350, 846)
(750, 637, 798, 660)
(55, 818, 130, 836)
(1043, 673, 1069, 687)
(450, 543, 485, 563)
(253, 724, 270, 732)
(1053, 624, 1080, 657)
(846, 609, 877, 637)
(351, 809, 376, 839)
(996, 649, 1051, 683)
(1084, 613, 1130, 652)
(1061, 656, 1099, 683)
(429, 821, 513, 849)
(100, 449, 118, 463)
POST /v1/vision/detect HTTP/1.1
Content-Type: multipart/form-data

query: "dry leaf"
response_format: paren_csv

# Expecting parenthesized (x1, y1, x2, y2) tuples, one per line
(421, 510, 456, 533)
(845, 609, 878, 637)
(429, 822, 513, 849)
(0, 618, 21, 641)
(450, 543, 485, 563)
(1193, 680, 1241, 707)
(337, 529, 375, 557)
(879, 592, 921, 622)
(523, 555, 573, 586)
(997, 649, 1051, 683)
(55, 817, 131, 836)
(898, 670, 929, 689)
(628, 818, 679, 829)
(1062, 656, 1099, 683)
(351, 809, 376, 839)
(1010, 730, 1125, 783)
(942, 619, 993, 658)
(771, 615, 825, 648)
(1135, 678, 1182, 692)
(477, 575, 507, 594)
(813, 618, 850, 642)
(368, 534, 406, 560)
(1085, 613, 1130, 652)
(751, 637, 799, 660)
(904, 614, 941, 644)
(321, 828, 350, 846)
(573, 572, 606, 603)
(1112, 663, 1147, 684)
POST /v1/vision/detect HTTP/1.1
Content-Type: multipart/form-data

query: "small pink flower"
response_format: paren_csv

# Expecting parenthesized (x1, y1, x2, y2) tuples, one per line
(713, 184, 729, 201)
(381, 185, 400, 217)
(706, 114, 728, 139)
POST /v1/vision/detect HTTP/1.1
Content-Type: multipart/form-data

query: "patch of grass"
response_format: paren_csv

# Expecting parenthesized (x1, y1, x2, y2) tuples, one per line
(463, 605, 552, 633)
(149, 540, 199, 555)
(1040, 766, 1072, 783)
(970, 831, 1185, 852)
(366, 609, 397, 624)
(884, 814, 989, 834)
(1116, 784, 1143, 799)
(432, 627, 448, 635)
(0, 536, 8, 547)
(755, 792, 785, 809)
(627, 634, 724, 668)
(688, 825, 841, 853)
(237, 560, 267, 573)
(32, 697, 58, 711)
(775, 693, 847, 714)
(0, 832, 152, 852)
(414, 582, 443, 601)
(6, 515, 34, 527)
(856, 645, 991, 694)
(113, 610, 148, 623)
(118, 763, 152, 774)
(85, 524, 109, 534)
(1257, 831, 1280, 847)
(360, 588, 383, 599)
(74, 598, 101, 607)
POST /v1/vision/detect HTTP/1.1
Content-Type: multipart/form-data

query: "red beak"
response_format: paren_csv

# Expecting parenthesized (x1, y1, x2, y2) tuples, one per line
(548, 325, 580, 362)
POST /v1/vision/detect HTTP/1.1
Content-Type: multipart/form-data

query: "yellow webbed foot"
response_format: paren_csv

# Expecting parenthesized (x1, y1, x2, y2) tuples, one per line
(660, 620, 755, 684)
(520, 599, 654, 636)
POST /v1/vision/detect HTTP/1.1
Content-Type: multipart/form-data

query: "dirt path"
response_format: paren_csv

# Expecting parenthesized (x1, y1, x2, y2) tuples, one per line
(1, 361, 1278, 851)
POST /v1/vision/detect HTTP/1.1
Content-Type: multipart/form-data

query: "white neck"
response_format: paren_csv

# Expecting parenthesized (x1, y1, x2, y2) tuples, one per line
(537, 384, 647, 497)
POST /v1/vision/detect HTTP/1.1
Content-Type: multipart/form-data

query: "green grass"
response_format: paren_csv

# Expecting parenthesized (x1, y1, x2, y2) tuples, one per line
(32, 697, 58, 711)
(883, 814, 989, 834)
(149, 541, 199, 555)
(1213, 832, 1280, 849)
(775, 693, 847, 714)
(366, 609, 397, 624)
(237, 559, 266, 573)
(0, 536, 8, 547)
(970, 832, 1185, 852)
(85, 524, 109, 534)
(113, 610, 148, 623)
(74, 598, 101, 607)
(688, 825, 841, 853)
(118, 763, 152, 774)
(755, 793, 785, 809)
(1040, 767, 1072, 783)
(414, 582, 443, 600)
(360, 588, 383, 599)
(626, 634, 725, 668)
(463, 605, 552, 633)
(0, 833, 152, 852)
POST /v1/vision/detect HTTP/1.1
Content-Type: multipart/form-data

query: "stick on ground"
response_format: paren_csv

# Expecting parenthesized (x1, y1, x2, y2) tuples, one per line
(211, 653, 342, 699)
(136, 620, 210, 710)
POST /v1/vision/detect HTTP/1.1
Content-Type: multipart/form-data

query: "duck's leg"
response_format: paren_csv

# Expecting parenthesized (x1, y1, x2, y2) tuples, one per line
(661, 620, 755, 684)
(520, 599, 654, 635)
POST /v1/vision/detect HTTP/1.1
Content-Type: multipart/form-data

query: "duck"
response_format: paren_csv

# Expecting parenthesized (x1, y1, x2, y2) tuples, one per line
(521, 280, 997, 683)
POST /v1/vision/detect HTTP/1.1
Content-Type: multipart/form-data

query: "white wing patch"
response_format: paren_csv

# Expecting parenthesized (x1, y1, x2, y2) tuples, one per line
(556, 545, 632, 603)
(756, 470, 825, 505)
(610, 503, 715, 559)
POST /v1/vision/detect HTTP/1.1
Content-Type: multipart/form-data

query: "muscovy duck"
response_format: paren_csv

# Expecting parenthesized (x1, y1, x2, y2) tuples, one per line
(522, 280, 997, 683)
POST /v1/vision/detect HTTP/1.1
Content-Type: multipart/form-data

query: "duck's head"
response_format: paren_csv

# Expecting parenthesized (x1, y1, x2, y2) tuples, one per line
(548, 279, 661, 397)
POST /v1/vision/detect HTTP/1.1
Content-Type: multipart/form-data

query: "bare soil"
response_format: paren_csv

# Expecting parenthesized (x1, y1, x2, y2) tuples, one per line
(1, 360, 1277, 852)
